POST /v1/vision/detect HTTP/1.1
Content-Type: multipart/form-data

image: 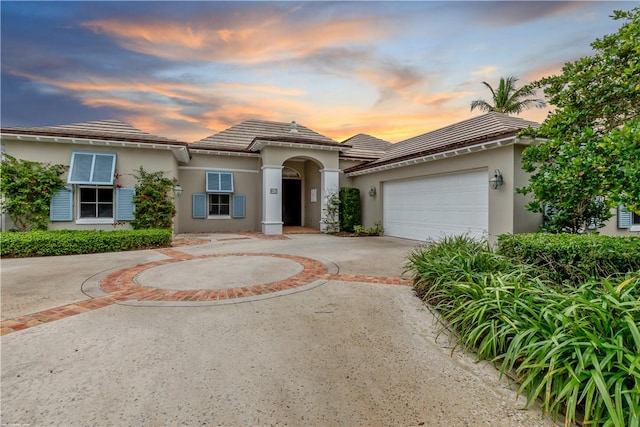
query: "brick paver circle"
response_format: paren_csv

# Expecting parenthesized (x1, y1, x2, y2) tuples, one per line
(100, 252, 329, 302)
(1, 248, 411, 336)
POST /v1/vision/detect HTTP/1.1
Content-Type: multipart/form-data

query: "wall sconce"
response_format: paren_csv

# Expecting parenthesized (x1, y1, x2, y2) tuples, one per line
(173, 184, 183, 198)
(489, 169, 504, 190)
(369, 186, 377, 197)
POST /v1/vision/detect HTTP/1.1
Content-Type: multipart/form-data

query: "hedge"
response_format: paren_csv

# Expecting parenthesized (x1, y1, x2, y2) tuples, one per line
(0, 229, 172, 257)
(497, 233, 640, 283)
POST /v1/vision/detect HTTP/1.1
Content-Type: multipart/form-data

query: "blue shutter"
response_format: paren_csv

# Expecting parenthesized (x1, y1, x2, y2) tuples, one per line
(232, 194, 246, 218)
(192, 193, 207, 218)
(206, 172, 220, 192)
(115, 187, 135, 221)
(206, 171, 233, 193)
(68, 152, 116, 185)
(220, 172, 233, 192)
(50, 186, 73, 221)
(618, 205, 632, 229)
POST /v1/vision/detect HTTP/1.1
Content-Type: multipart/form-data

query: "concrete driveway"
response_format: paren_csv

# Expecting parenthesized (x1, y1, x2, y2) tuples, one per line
(1, 233, 555, 426)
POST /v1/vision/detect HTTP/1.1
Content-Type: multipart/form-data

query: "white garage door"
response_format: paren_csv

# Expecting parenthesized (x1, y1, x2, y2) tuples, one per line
(383, 169, 488, 241)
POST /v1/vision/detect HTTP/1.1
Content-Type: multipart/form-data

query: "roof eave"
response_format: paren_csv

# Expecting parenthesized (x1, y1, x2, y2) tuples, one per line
(346, 135, 539, 176)
(248, 137, 350, 152)
(1, 132, 192, 163)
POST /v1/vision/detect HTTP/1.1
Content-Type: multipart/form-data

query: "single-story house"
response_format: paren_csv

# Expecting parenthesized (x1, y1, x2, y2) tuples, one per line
(1, 112, 636, 241)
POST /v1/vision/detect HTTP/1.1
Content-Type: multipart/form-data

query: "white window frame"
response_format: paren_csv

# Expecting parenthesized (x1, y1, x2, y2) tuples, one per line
(632, 211, 640, 232)
(76, 186, 115, 224)
(207, 193, 231, 219)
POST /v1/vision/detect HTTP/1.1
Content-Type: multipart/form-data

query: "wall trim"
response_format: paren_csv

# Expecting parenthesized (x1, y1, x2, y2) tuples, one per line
(179, 166, 259, 174)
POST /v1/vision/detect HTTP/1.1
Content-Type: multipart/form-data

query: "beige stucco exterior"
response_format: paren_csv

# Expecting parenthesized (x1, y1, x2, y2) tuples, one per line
(347, 142, 542, 242)
(1, 138, 179, 231)
(3, 123, 633, 239)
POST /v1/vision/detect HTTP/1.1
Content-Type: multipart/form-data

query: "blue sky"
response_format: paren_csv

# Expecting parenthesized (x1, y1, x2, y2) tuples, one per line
(0, 1, 634, 143)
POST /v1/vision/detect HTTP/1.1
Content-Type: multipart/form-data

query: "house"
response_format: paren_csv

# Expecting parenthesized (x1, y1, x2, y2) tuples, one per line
(1, 112, 636, 241)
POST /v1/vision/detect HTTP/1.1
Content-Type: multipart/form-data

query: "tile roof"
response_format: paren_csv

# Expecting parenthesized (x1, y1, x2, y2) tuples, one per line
(340, 134, 392, 160)
(190, 119, 338, 152)
(1, 119, 188, 146)
(372, 112, 539, 165)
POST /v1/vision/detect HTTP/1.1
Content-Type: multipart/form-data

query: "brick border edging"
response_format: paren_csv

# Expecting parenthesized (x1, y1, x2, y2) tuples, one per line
(1, 250, 411, 336)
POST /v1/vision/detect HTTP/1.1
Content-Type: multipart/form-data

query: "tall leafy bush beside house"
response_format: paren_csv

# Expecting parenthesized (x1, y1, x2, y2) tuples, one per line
(0, 154, 66, 231)
(130, 167, 176, 230)
(339, 187, 361, 232)
(519, 8, 640, 232)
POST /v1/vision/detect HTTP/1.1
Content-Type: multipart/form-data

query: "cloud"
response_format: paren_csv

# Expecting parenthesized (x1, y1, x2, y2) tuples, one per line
(80, 8, 389, 65)
(454, 1, 589, 27)
(471, 66, 498, 79)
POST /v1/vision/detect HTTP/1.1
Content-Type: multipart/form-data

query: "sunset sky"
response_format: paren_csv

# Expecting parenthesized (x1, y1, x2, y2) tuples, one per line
(0, 1, 633, 143)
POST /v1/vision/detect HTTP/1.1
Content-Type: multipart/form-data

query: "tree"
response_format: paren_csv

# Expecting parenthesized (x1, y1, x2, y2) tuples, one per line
(0, 154, 66, 231)
(130, 167, 176, 229)
(470, 76, 546, 114)
(519, 7, 640, 233)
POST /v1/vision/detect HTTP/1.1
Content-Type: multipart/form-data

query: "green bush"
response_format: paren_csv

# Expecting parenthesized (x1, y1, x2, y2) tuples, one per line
(131, 167, 176, 229)
(338, 187, 361, 232)
(497, 233, 640, 283)
(0, 229, 172, 257)
(405, 236, 640, 426)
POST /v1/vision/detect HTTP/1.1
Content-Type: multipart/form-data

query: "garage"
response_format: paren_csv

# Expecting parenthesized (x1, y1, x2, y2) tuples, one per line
(383, 169, 488, 241)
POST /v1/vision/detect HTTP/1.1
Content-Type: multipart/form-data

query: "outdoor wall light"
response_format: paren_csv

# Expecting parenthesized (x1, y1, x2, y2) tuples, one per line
(489, 169, 504, 190)
(173, 184, 184, 198)
(369, 186, 377, 197)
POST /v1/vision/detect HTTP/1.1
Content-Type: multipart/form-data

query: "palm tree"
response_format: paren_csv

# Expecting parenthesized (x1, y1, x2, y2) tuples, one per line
(470, 76, 546, 114)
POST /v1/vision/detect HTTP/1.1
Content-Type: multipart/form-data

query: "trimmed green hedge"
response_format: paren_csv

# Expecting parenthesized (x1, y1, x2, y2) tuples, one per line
(497, 233, 640, 283)
(0, 229, 172, 257)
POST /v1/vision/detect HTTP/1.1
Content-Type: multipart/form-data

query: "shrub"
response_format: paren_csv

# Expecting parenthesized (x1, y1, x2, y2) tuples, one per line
(497, 233, 640, 283)
(405, 236, 640, 426)
(338, 187, 361, 232)
(131, 167, 176, 230)
(0, 154, 66, 231)
(0, 229, 172, 257)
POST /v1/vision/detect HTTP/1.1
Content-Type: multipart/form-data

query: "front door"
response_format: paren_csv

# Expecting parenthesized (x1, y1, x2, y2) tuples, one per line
(282, 179, 302, 226)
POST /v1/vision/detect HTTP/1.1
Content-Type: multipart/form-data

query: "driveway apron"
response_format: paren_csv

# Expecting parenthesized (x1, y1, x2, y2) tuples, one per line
(0, 233, 556, 426)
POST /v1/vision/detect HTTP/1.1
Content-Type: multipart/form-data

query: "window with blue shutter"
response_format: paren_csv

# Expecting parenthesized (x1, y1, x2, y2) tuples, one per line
(193, 193, 207, 218)
(232, 194, 246, 218)
(68, 152, 116, 185)
(206, 171, 233, 193)
(50, 186, 74, 221)
(115, 187, 135, 221)
(618, 205, 633, 229)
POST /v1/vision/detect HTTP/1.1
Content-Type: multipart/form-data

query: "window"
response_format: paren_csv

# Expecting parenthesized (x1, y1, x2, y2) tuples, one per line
(68, 152, 116, 185)
(209, 194, 230, 216)
(80, 187, 113, 219)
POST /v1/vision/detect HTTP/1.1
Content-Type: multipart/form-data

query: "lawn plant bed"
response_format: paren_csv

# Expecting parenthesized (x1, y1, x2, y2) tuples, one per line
(405, 235, 640, 427)
(0, 229, 172, 257)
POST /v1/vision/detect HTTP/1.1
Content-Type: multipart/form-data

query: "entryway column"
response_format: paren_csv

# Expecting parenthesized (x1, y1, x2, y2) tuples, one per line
(262, 165, 283, 235)
(319, 168, 340, 232)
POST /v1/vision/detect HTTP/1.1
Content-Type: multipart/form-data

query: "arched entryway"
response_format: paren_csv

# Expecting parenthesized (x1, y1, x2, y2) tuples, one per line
(260, 146, 340, 235)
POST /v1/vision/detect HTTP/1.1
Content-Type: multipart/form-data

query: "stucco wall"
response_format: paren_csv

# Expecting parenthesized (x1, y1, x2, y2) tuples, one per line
(304, 160, 322, 228)
(2, 139, 178, 231)
(176, 153, 260, 233)
(512, 144, 543, 234)
(349, 144, 541, 242)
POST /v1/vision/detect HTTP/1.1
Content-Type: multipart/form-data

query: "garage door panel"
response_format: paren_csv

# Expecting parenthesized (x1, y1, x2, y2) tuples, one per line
(383, 170, 488, 241)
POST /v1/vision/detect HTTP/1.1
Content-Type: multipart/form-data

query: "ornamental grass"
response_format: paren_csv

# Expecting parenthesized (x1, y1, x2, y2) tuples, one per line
(406, 235, 640, 427)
